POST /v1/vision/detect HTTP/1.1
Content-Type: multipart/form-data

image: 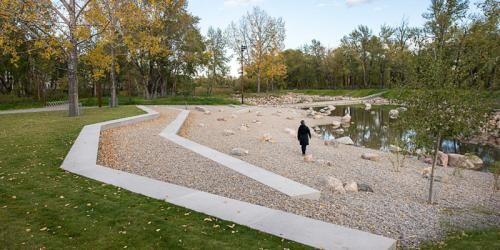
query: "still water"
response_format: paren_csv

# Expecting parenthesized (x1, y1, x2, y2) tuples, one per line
(317, 105, 499, 167)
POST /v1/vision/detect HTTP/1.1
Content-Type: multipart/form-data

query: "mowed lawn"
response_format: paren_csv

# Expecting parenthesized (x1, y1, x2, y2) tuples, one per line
(0, 106, 310, 249)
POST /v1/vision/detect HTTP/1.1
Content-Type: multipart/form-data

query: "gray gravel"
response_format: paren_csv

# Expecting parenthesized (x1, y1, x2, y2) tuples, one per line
(183, 105, 500, 248)
(97, 105, 499, 248)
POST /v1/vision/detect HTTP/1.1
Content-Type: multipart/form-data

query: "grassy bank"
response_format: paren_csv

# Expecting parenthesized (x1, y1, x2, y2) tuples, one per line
(421, 229, 500, 250)
(0, 106, 308, 249)
(0, 95, 43, 110)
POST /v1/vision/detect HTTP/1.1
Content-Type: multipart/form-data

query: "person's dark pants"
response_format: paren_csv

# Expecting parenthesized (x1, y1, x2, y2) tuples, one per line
(301, 145, 307, 155)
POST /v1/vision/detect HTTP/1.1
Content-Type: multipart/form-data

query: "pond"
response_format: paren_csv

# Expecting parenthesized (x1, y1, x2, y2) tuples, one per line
(317, 105, 499, 167)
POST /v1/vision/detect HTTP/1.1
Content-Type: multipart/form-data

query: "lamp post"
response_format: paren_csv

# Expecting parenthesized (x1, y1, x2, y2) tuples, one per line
(240, 45, 246, 104)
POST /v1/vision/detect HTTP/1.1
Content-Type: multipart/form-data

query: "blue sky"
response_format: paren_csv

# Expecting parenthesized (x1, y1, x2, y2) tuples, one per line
(186, 0, 480, 75)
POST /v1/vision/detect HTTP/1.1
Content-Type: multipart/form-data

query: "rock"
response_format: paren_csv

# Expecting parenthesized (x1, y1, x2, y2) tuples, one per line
(261, 133, 273, 142)
(324, 140, 339, 147)
(423, 157, 433, 165)
(217, 117, 227, 121)
(223, 129, 235, 136)
(284, 128, 296, 136)
(286, 116, 294, 120)
(341, 114, 351, 123)
(465, 154, 484, 170)
(304, 154, 314, 163)
(331, 121, 341, 128)
(438, 151, 448, 167)
(389, 109, 399, 119)
(319, 176, 345, 193)
(397, 106, 408, 112)
(218, 108, 224, 112)
(204, 110, 211, 115)
(239, 125, 248, 131)
(230, 148, 248, 156)
(326, 161, 334, 167)
(195, 106, 207, 112)
(421, 167, 432, 178)
(328, 105, 336, 111)
(448, 153, 480, 170)
(364, 103, 372, 111)
(335, 128, 345, 134)
(313, 114, 323, 119)
(198, 123, 206, 128)
(358, 183, 374, 192)
(361, 152, 380, 161)
(231, 114, 238, 119)
(344, 181, 358, 192)
(313, 127, 321, 132)
(335, 136, 354, 145)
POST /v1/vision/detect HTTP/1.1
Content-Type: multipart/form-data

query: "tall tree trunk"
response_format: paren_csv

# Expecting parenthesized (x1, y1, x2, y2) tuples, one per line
(257, 66, 261, 93)
(110, 46, 118, 107)
(428, 136, 441, 204)
(67, 0, 79, 116)
(97, 81, 102, 108)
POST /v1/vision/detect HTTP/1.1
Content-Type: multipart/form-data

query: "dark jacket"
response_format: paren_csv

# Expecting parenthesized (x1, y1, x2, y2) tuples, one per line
(297, 124, 311, 145)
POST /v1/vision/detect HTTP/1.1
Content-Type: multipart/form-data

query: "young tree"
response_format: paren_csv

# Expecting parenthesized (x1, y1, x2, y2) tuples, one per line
(227, 7, 285, 93)
(205, 26, 229, 95)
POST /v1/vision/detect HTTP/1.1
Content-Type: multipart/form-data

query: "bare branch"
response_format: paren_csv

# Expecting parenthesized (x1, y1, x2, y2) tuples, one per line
(76, 0, 92, 20)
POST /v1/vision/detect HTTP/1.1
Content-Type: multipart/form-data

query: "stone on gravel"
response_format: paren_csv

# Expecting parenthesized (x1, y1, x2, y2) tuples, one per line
(304, 154, 314, 163)
(223, 129, 235, 136)
(324, 140, 339, 147)
(239, 125, 249, 131)
(195, 106, 207, 112)
(448, 153, 481, 170)
(358, 183, 374, 192)
(344, 181, 358, 192)
(261, 133, 273, 142)
(361, 152, 380, 161)
(319, 176, 345, 193)
(217, 117, 227, 121)
(230, 148, 249, 156)
(336, 136, 354, 145)
(421, 167, 432, 178)
(204, 110, 211, 115)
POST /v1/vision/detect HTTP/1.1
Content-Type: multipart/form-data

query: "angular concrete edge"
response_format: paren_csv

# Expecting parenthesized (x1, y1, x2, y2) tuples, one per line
(159, 109, 321, 200)
(60, 105, 397, 250)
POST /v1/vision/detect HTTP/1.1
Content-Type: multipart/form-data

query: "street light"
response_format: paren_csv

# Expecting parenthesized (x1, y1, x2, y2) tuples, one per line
(240, 45, 247, 104)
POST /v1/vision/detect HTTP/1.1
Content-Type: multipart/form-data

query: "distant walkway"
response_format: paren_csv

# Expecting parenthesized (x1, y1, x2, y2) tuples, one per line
(160, 109, 321, 200)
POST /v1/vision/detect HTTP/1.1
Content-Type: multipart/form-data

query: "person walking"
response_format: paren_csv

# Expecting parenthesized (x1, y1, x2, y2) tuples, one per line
(297, 120, 311, 155)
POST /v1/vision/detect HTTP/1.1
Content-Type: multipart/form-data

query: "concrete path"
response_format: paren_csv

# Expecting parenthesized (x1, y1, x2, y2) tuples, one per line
(0, 105, 93, 115)
(61, 105, 397, 250)
(159, 109, 321, 200)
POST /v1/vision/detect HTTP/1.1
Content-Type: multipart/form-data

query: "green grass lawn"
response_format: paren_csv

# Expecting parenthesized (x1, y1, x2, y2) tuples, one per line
(0, 106, 310, 249)
(420, 229, 500, 250)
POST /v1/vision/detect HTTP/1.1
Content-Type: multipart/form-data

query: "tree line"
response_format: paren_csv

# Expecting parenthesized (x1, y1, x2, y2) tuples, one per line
(0, 0, 498, 116)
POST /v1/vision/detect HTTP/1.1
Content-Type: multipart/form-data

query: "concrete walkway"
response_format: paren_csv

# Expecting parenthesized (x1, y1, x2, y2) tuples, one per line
(0, 105, 92, 115)
(159, 109, 321, 200)
(61, 105, 397, 250)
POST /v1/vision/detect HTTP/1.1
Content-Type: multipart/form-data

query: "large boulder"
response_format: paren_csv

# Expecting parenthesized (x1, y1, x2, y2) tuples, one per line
(319, 176, 345, 193)
(344, 181, 358, 192)
(448, 153, 482, 170)
(328, 105, 336, 111)
(341, 114, 351, 123)
(230, 148, 249, 156)
(331, 121, 341, 128)
(304, 154, 314, 163)
(361, 152, 380, 161)
(438, 151, 448, 167)
(335, 136, 354, 145)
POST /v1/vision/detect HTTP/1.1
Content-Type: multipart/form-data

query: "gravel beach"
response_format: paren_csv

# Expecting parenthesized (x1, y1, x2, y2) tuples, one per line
(98, 105, 500, 248)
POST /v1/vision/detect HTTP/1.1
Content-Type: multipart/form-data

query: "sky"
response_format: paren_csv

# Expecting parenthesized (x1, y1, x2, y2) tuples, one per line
(186, 0, 478, 76)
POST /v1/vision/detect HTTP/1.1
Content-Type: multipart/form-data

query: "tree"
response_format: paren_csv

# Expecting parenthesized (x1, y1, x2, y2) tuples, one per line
(205, 26, 229, 95)
(227, 7, 285, 93)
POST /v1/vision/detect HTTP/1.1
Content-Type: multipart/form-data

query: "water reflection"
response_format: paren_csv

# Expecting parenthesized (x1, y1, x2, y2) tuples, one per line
(318, 105, 499, 167)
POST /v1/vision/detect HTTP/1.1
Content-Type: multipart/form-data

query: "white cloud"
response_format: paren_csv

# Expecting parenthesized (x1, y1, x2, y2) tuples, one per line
(346, 0, 373, 7)
(224, 0, 263, 6)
